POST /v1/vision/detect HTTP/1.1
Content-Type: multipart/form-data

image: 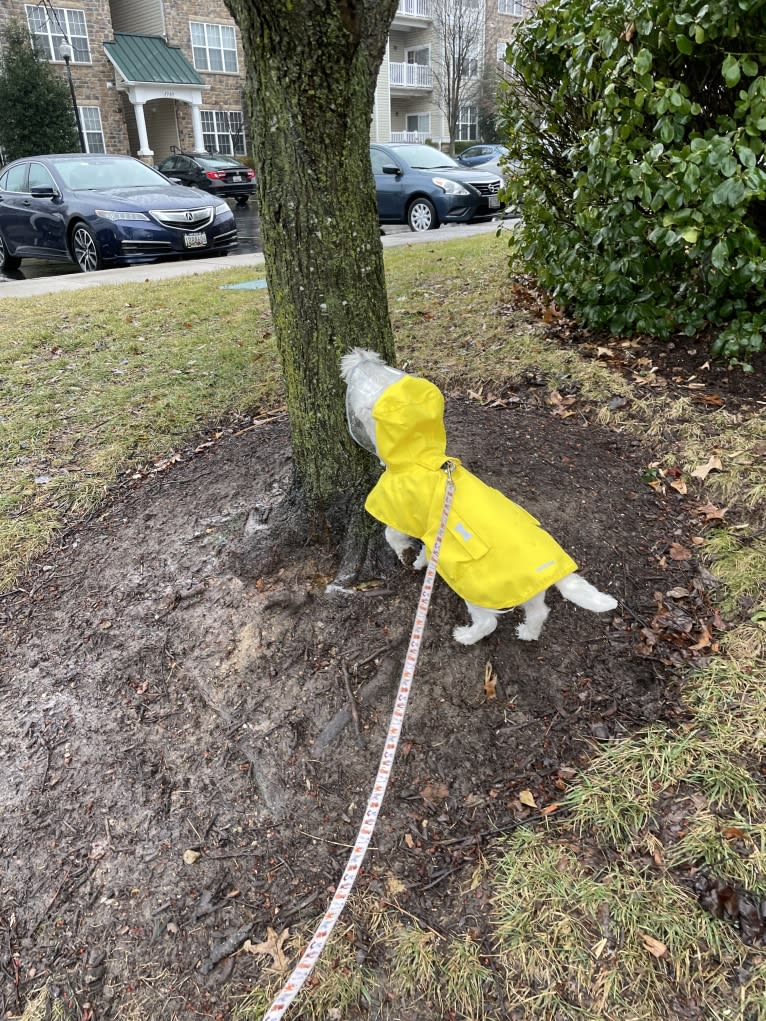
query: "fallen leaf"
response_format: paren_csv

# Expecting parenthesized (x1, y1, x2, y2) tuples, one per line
(669, 542, 692, 561)
(695, 502, 726, 521)
(540, 802, 561, 817)
(669, 478, 688, 495)
(592, 937, 608, 959)
(242, 927, 290, 972)
(484, 661, 497, 700)
(519, 790, 537, 808)
(642, 933, 668, 959)
(665, 587, 691, 598)
(420, 781, 449, 804)
(691, 455, 723, 480)
(404, 833, 415, 849)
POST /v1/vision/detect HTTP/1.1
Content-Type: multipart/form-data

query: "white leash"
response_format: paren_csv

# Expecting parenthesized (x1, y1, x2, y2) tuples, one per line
(261, 466, 456, 1020)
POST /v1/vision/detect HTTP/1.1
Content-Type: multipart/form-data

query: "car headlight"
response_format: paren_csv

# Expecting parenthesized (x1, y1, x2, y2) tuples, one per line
(215, 203, 234, 220)
(432, 177, 470, 196)
(94, 209, 150, 221)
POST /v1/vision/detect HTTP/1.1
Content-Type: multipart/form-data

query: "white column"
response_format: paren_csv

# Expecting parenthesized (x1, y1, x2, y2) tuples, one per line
(133, 101, 154, 158)
(190, 103, 205, 152)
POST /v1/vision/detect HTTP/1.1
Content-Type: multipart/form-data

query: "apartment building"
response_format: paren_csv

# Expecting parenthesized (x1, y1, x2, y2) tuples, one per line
(0, 1, 530, 162)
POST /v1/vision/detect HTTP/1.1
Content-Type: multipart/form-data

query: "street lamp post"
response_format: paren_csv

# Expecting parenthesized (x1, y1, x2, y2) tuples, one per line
(59, 40, 87, 153)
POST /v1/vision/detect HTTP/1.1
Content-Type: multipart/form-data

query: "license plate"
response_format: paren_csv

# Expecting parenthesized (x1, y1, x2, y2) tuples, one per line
(488, 196, 500, 209)
(232, 174, 242, 182)
(184, 232, 207, 248)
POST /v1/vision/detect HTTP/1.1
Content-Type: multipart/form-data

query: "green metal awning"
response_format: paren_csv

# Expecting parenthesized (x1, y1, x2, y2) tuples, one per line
(104, 33, 206, 86)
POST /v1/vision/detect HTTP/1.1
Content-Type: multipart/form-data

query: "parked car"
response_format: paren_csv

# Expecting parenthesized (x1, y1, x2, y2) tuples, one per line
(456, 144, 510, 168)
(157, 151, 256, 205)
(371, 143, 503, 232)
(0, 153, 237, 273)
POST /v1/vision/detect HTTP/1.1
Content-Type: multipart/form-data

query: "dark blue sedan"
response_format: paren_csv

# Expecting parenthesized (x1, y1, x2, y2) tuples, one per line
(371, 143, 503, 232)
(0, 153, 237, 273)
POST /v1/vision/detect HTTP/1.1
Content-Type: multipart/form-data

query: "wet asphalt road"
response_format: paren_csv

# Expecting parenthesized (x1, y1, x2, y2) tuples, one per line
(0, 199, 264, 285)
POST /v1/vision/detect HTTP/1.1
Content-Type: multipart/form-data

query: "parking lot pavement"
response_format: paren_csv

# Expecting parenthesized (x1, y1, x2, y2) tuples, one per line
(0, 219, 510, 298)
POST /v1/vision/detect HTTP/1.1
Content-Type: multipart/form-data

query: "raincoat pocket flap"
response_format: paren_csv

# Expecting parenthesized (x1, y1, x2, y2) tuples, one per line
(444, 516, 489, 562)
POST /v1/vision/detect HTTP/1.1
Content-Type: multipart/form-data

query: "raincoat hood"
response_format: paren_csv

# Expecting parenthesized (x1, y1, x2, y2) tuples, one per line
(372, 375, 449, 471)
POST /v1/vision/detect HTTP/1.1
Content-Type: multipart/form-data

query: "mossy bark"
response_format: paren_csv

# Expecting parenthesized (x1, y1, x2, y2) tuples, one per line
(224, 0, 399, 571)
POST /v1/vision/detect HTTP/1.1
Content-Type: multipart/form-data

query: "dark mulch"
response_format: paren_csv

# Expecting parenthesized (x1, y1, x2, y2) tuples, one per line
(1, 361, 735, 1019)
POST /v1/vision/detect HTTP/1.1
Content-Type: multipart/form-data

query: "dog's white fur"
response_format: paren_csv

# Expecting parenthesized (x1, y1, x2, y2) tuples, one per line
(341, 348, 618, 645)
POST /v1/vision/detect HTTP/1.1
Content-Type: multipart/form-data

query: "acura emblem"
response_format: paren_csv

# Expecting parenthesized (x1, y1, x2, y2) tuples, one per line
(185, 211, 194, 221)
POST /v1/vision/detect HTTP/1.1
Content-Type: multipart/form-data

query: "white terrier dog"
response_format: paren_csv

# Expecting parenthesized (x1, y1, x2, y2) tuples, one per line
(341, 348, 617, 645)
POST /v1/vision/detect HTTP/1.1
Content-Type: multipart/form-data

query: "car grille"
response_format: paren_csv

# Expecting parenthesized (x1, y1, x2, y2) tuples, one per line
(149, 206, 215, 230)
(472, 180, 501, 196)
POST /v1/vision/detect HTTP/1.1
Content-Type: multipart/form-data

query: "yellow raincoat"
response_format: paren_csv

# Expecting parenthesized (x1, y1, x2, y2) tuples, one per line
(364, 374, 577, 609)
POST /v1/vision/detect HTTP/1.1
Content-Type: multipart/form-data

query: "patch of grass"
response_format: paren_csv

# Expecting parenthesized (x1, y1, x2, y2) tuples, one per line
(492, 828, 766, 1020)
(668, 813, 766, 895)
(0, 270, 278, 591)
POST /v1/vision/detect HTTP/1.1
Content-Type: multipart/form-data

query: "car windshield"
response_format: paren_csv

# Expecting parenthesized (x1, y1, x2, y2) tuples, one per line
(52, 157, 169, 191)
(391, 145, 459, 170)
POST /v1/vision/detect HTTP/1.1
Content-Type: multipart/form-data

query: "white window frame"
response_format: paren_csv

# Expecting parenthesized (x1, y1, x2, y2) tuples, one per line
(79, 107, 106, 153)
(498, 0, 525, 15)
(25, 5, 91, 63)
(200, 110, 246, 155)
(457, 105, 478, 141)
(405, 112, 430, 134)
(497, 40, 509, 61)
(190, 22, 238, 74)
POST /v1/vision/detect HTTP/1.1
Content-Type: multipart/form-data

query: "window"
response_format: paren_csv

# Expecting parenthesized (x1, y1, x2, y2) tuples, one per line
(497, 40, 510, 61)
(406, 46, 430, 66)
(460, 51, 480, 78)
(498, 0, 525, 14)
(190, 22, 238, 73)
(457, 105, 478, 141)
(28, 162, 57, 190)
(79, 107, 106, 153)
(26, 6, 91, 62)
(1, 164, 28, 192)
(406, 113, 430, 134)
(201, 110, 246, 155)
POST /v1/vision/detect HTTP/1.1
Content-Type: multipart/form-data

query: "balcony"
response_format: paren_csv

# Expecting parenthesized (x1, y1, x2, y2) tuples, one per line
(391, 131, 429, 143)
(396, 0, 431, 16)
(389, 62, 433, 89)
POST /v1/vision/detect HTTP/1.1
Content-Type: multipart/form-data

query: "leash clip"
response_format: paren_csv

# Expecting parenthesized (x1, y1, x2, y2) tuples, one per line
(443, 459, 456, 484)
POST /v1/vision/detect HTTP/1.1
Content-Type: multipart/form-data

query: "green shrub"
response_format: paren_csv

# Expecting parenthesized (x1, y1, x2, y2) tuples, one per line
(498, 0, 766, 363)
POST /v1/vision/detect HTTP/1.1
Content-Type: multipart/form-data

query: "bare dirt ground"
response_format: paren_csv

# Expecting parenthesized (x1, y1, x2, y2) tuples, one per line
(0, 346, 757, 1019)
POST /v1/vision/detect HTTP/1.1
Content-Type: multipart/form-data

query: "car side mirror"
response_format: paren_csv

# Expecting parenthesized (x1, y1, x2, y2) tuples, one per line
(30, 185, 57, 198)
(381, 164, 401, 176)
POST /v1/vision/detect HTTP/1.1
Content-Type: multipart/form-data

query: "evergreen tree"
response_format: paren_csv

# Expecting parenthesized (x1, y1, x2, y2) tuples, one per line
(0, 20, 79, 161)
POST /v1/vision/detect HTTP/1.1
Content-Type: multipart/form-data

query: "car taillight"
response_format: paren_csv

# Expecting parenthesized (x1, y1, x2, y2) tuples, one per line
(205, 170, 226, 180)
(246, 168, 255, 180)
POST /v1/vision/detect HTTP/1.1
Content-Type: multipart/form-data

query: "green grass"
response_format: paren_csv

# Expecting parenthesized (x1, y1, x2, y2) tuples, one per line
(7, 233, 766, 1020)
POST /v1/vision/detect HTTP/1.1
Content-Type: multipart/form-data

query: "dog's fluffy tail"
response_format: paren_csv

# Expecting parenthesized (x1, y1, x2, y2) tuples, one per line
(555, 573, 618, 613)
(340, 347, 385, 382)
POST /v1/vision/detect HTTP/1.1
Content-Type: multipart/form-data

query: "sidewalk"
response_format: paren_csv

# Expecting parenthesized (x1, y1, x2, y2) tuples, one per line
(0, 220, 506, 298)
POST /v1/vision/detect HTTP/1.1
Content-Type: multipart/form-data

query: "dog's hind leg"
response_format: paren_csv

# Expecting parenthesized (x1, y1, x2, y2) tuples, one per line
(555, 573, 617, 613)
(453, 602, 499, 645)
(516, 591, 550, 641)
(385, 526, 418, 564)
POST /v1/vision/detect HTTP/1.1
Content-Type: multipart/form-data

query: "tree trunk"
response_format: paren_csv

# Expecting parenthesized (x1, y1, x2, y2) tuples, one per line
(224, 0, 399, 569)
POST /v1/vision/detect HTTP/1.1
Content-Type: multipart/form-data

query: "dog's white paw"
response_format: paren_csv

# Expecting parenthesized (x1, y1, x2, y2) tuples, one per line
(453, 624, 481, 645)
(516, 622, 541, 641)
(412, 546, 427, 570)
(591, 593, 618, 612)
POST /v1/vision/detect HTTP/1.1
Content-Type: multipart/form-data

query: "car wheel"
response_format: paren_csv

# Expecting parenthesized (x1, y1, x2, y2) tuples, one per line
(407, 198, 438, 232)
(0, 231, 21, 271)
(71, 222, 102, 272)
(235, 196, 249, 207)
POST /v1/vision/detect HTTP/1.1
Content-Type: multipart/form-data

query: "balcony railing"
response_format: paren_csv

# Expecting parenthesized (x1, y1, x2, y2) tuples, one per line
(391, 131, 429, 143)
(389, 62, 433, 88)
(396, 0, 431, 16)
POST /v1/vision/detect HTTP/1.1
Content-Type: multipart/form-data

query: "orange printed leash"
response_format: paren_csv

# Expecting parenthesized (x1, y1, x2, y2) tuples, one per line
(261, 464, 456, 1020)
